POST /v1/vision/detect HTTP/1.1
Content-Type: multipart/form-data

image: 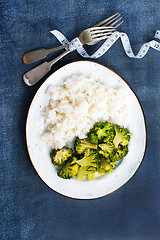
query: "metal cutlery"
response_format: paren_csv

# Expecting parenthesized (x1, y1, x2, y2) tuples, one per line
(23, 27, 115, 65)
(23, 12, 122, 64)
(23, 13, 123, 86)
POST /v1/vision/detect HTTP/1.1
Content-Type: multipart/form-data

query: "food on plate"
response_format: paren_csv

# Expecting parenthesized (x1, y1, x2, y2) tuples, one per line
(41, 75, 129, 149)
(88, 121, 114, 144)
(41, 75, 132, 181)
(113, 124, 131, 148)
(57, 157, 79, 179)
(50, 147, 73, 166)
(74, 137, 98, 154)
(49, 121, 132, 181)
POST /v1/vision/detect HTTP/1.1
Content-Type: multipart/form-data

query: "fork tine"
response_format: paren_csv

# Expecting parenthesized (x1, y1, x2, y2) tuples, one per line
(112, 20, 123, 28)
(92, 35, 110, 42)
(110, 17, 123, 26)
(89, 27, 115, 32)
(103, 15, 121, 26)
(87, 13, 123, 46)
(94, 13, 119, 27)
(101, 16, 123, 29)
(92, 32, 114, 39)
(91, 31, 115, 36)
(91, 30, 115, 36)
(90, 27, 116, 40)
(94, 13, 123, 31)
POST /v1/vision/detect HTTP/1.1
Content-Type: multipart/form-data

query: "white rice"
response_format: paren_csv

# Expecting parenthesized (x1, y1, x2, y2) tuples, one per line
(41, 75, 129, 149)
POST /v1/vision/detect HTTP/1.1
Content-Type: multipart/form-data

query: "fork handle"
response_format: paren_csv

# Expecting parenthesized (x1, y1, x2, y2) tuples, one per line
(23, 44, 69, 64)
(23, 50, 70, 86)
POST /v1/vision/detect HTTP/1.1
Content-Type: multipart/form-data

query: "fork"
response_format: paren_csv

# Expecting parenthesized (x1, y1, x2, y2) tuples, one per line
(23, 13, 123, 86)
(23, 12, 122, 64)
(88, 12, 123, 45)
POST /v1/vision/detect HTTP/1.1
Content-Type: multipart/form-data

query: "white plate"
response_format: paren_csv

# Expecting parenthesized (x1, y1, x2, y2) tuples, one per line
(26, 61, 146, 199)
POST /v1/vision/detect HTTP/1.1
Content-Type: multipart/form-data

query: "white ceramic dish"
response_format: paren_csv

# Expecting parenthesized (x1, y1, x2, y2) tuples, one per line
(26, 61, 146, 199)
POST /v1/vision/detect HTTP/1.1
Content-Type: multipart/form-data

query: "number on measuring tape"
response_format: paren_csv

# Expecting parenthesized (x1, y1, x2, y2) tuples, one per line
(154, 43, 160, 49)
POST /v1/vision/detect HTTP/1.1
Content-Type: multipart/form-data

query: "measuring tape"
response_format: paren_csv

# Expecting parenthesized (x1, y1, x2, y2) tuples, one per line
(50, 30, 160, 59)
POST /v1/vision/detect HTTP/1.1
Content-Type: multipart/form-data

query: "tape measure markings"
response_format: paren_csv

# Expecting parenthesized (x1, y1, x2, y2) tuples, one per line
(50, 29, 160, 59)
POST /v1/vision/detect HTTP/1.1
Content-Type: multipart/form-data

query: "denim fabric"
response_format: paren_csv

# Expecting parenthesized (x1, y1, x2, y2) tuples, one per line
(0, 0, 160, 239)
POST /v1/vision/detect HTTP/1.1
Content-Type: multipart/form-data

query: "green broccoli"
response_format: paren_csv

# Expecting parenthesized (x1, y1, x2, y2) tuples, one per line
(74, 137, 98, 154)
(98, 150, 110, 159)
(103, 130, 115, 143)
(99, 142, 115, 159)
(112, 145, 128, 162)
(113, 125, 132, 148)
(88, 121, 114, 144)
(57, 157, 79, 179)
(98, 156, 117, 175)
(50, 147, 73, 166)
(75, 149, 100, 168)
(76, 166, 96, 181)
(99, 142, 115, 153)
(51, 121, 132, 181)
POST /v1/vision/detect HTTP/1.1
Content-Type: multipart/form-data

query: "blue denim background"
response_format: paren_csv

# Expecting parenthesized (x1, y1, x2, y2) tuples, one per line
(0, 0, 160, 239)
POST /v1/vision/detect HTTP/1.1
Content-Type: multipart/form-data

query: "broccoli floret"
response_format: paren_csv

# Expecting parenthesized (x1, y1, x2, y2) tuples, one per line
(99, 142, 115, 153)
(88, 121, 114, 144)
(74, 137, 97, 154)
(86, 170, 96, 181)
(112, 145, 128, 162)
(98, 156, 117, 175)
(75, 149, 100, 168)
(99, 150, 110, 158)
(103, 131, 115, 143)
(50, 147, 73, 166)
(88, 132, 99, 144)
(50, 149, 57, 160)
(76, 166, 96, 181)
(113, 125, 132, 148)
(99, 144, 128, 162)
(57, 157, 79, 179)
(52, 121, 132, 181)
(98, 142, 115, 159)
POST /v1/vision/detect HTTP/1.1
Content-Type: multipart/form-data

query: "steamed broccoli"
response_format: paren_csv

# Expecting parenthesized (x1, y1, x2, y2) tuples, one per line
(57, 157, 79, 179)
(103, 131, 115, 143)
(99, 142, 115, 153)
(50, 147, 73, 165)
(98, 150, 110, 159)
(88, 121, 114, 144)
(113, 125, 132, 148)
(112, 145, 128, 162)
(98, 142, 115, 159)
(76, 166, 96, 181)
(98, 156, 117, 175)
(50, 120, 132, 181)
(75, 149, 100, 168)
(74, 137, 97, 154)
